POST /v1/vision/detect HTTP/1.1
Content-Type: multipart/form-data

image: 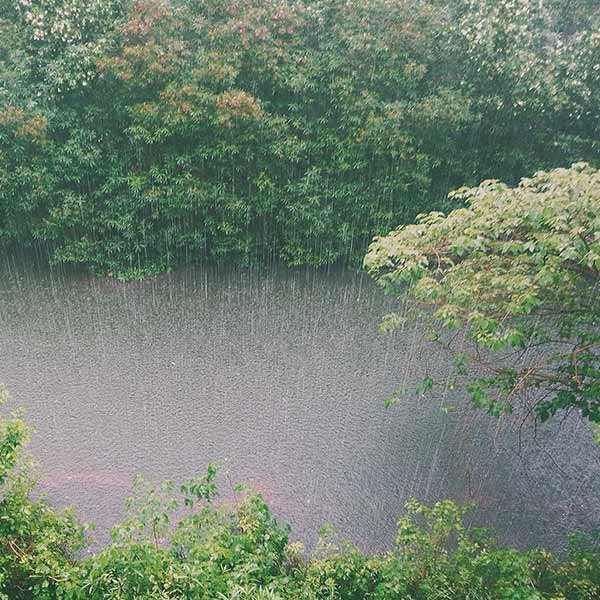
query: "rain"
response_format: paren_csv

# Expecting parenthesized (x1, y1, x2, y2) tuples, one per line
(1, 247, 598, 552)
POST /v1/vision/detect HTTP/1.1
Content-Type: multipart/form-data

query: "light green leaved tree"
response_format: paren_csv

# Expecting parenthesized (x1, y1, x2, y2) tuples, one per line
(365, 163, 600, 426)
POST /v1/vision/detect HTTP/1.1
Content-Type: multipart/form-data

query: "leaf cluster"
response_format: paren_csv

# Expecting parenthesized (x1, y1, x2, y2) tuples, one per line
(365, 163, 600, 423)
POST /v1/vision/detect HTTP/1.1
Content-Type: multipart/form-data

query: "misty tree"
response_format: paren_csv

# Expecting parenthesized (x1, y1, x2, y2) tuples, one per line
(365, 163, 600, 425)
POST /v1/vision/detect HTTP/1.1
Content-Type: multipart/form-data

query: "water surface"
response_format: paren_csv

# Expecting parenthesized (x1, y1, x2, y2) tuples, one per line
(1, 250, 598, 551)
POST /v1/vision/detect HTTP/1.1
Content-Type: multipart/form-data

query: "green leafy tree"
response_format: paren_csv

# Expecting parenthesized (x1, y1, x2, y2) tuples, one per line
(2, 0, 598, 278)
(365, 163, 600, 424)
(378, 500, 546, 600)
(445, 0, 600, 185)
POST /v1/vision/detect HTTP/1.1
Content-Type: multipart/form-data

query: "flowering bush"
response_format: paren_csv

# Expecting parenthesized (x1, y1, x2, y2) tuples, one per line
(14, 0, 126, 94)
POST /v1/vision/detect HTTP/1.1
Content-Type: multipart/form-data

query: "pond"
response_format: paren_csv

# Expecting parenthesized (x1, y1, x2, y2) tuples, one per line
(1, 248, 598, 551)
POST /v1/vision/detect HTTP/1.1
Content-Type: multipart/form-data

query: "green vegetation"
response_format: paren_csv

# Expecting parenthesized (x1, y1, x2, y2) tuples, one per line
(2, 1, 600, 597)
(1, 0, 599, 278)
(365, 164, 600, 424)
(1, 389, 599, 600)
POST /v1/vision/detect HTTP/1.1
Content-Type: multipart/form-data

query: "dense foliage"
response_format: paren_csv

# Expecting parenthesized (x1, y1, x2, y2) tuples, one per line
(1, 390, 599, 599)
(1, 0, 599, 278)
(365, 164, 600, 425)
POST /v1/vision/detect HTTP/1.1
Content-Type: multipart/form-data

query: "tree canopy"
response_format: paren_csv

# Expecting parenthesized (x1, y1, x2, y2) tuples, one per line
(1, 0, 599, 278)
(365, 163, 600, 424)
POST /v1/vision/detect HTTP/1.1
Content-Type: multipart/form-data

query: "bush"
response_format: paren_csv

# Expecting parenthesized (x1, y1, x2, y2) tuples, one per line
(1, 392, 599, 599)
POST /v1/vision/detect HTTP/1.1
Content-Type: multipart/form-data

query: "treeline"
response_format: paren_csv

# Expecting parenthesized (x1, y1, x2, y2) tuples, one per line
(1, 0, 599, 278)
(1, 397, 599, 600)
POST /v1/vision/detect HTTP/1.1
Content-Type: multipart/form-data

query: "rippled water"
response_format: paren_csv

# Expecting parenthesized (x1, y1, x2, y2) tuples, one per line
(1, 249, 598, 551)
